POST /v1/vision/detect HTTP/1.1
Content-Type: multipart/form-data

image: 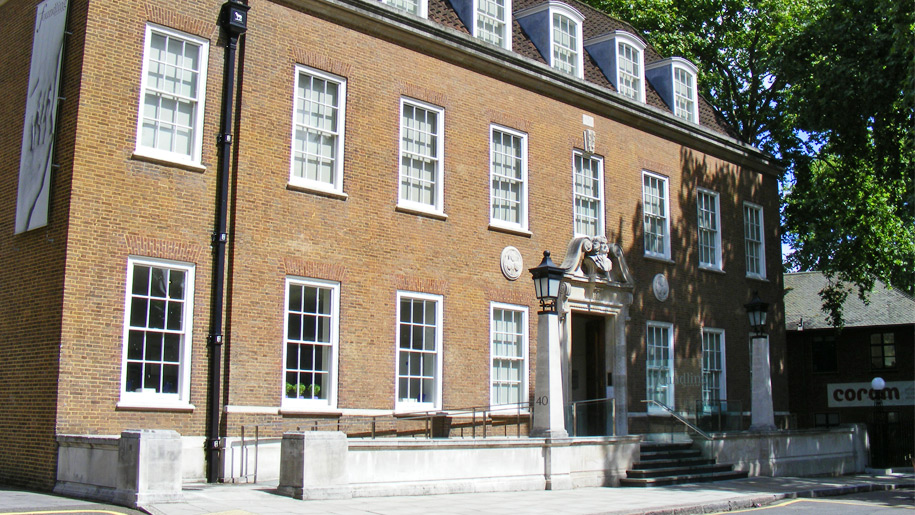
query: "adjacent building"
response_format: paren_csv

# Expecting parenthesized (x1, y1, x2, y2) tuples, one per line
(784, 272, 914, 467)
(0, 0, 785, 488)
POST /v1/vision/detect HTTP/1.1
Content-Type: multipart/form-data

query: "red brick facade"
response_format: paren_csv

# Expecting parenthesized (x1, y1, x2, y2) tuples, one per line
(0, 0, 785, 487)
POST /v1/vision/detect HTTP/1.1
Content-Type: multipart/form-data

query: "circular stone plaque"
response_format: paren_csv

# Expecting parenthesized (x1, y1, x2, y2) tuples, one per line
(500, 246, 523, 281)
(652, 273, 670, 302)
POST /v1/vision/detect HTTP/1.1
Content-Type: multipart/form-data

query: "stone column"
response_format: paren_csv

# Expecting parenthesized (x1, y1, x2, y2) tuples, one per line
(750, 336, 776, 431)
(532, 310, 568, 438)
(613, 307, 629, 436)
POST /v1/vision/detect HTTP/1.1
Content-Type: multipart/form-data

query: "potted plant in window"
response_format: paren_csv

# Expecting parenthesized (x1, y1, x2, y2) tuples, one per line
(285, 382, 321, 399)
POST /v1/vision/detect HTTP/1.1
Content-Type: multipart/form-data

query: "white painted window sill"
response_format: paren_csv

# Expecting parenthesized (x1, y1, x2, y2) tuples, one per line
(395, 204, 448, 221)
(131, 150, 206, 173)
(286, 181, 348, 200)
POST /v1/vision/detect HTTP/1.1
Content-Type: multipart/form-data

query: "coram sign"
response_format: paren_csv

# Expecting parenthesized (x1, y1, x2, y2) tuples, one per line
(827, 381, 915, 408)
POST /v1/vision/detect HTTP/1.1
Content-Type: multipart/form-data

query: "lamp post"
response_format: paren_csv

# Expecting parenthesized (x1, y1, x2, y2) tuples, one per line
(871, 377, 886, 469)
(745, 292, 775, 431)
(529, 251, 567, 438)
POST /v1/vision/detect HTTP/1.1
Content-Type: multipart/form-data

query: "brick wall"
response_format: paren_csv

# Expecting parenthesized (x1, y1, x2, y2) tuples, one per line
(0, 0, 91, 488)
(0, 0, 785, 485)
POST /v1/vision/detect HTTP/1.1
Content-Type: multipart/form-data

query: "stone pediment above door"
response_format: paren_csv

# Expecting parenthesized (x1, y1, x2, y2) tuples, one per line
(559, 236, 634, 289)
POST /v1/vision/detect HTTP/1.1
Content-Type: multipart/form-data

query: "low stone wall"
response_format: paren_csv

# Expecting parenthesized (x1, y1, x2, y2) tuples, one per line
(278, 432, 641, 499)
(55, 430, 184, 508)
(695, 424, 868, 477)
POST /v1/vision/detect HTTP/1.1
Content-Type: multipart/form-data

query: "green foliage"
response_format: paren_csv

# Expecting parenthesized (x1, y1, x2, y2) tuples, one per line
(585, 0, 815, 152)
(780, 0, 915, 326)
(586, 0, 914, 326)
(285, 382, 321, 398)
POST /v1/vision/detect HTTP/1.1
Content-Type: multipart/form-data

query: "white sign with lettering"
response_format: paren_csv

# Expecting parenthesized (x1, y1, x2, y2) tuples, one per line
(827, 381, 915, 408)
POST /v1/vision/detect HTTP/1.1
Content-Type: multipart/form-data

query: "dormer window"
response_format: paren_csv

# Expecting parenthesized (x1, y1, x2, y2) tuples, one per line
(552, 13, 579, 76)
(585, 31, 646, 102)
(381, 0, 427, 18)
(617, 41, 642, 100)
(646, 57, 700, 124)
(452, 0, 512, 50)
(674, 67, 696, 122)
(516, 2, 585, 79)
(478, 0, 509, 48)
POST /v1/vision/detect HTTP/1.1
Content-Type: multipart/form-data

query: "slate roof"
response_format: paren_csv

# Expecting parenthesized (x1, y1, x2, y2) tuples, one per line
(426, 0, 738, 138)
(784, 272, 915, 330)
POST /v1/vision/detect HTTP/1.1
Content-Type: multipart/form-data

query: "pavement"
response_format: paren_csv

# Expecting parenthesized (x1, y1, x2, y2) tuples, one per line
(1, 472, 912, 515)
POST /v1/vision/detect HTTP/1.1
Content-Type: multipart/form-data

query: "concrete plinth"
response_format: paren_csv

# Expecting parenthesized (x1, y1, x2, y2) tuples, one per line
(278, 431, 352, 500)
(56, 430, 183, 508)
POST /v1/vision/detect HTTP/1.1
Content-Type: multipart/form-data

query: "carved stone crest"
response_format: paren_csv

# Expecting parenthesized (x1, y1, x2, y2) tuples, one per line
(559, 236, 634, 287)
(500, 246, 523, 280)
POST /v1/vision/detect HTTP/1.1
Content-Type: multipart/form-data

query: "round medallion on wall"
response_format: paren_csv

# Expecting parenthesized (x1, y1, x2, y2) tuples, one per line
(500, 246, 523, 281)
(652, 273, 670, 302)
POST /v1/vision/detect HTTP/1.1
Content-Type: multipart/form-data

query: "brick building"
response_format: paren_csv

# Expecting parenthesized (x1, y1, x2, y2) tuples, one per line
(784, 272, 914, 467)
(0, 0, 784, 488)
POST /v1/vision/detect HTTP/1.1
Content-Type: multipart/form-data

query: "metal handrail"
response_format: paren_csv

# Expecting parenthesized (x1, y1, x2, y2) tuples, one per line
(642, 399, 713, 440)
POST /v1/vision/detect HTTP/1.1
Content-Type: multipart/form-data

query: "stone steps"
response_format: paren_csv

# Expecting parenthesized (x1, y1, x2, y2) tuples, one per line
(620, 442, 748, 487)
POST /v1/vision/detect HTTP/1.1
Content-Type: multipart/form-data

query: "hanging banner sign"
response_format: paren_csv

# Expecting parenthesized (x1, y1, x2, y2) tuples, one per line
(827, 381, 915, 408)
(15, 0, 69, 234)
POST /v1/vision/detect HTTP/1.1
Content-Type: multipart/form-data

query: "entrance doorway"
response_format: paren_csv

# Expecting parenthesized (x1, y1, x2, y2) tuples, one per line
(570, 313, 610, 435)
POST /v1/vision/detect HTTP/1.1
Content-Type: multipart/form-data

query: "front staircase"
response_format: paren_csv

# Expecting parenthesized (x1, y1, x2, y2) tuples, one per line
(620, 441, 748, 487)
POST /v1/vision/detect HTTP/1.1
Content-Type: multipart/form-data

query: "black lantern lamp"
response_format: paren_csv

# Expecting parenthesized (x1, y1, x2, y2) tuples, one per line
(744, 291, 769, 337)
(220, 0, 250, 36)
(530, 250, 564, 313)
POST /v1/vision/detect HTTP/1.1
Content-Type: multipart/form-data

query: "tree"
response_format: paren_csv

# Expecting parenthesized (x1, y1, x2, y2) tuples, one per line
(780, 0, 915, 326)
(585, 0, 815, 153)
(586, 0, 915, 326)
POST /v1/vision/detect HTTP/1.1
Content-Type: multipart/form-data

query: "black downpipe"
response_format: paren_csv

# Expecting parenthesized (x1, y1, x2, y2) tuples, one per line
(208, 0, 249, 484)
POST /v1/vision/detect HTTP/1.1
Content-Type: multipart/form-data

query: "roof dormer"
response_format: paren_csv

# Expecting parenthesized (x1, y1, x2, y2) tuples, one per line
(646, 57, 700, 124)
(450, 0, 513, 50)
(584, 30, 646, 103)
(515, 1, 585, 79)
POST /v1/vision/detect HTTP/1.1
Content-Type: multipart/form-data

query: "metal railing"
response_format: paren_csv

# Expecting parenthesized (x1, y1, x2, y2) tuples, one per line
(223, 402, 531, 482)
(569, 397, 615, 437)
(642, 399, 712, 440)
(693, 399, 744, 432)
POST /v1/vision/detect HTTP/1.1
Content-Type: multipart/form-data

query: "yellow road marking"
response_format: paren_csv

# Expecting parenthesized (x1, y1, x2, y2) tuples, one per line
(2, 511, 128, 515)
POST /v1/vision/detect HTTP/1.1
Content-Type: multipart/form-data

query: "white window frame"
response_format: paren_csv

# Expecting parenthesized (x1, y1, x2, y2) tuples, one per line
(642, 171, 671, 260)
(395, 291, 443, 411)
(550, 7, 584, 79)
(490, 302, 529, 409)
(573, 151, 604, 238)
(134, 24, 209, 168)
(646, 321, 674, 412)
(614, 32, 646, 102)
(281, 277, 340, 411)
(744, 202, 766, 279)
(673, 65, 698, 123)
(697, 188, 722, 270)
(398, 98, 445, 216)
(474, 0, 512, 50)
(380, 0, 428, 18)
(289, 65, 347, 197)
(701, 328, 726, 411)
(118, 256, 195, 410)
(489, 125, 528, 231)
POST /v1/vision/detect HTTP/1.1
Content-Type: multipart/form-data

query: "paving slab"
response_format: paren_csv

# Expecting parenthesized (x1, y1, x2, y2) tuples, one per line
(2, 474, 911, 515)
